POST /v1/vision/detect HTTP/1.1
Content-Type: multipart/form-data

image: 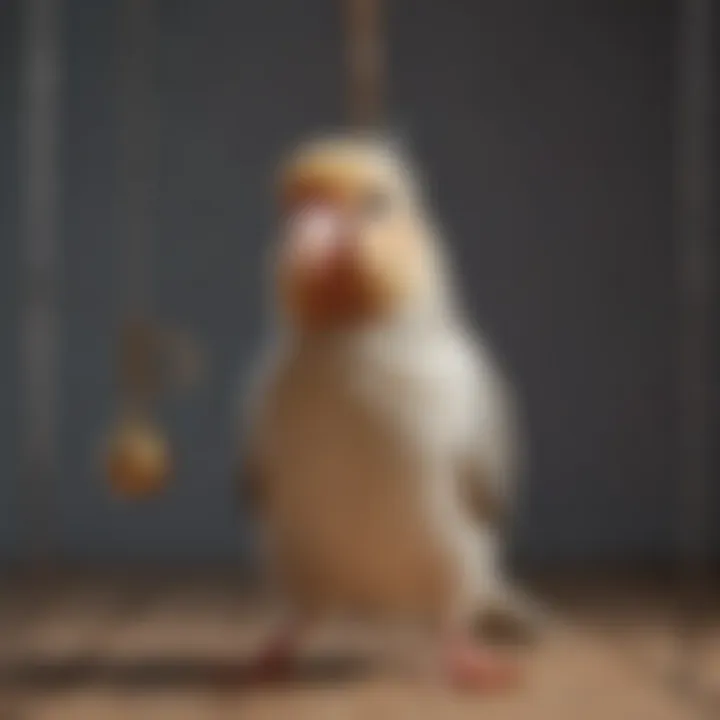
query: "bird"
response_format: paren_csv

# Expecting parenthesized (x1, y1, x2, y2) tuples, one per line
(236, 132, 542, 690)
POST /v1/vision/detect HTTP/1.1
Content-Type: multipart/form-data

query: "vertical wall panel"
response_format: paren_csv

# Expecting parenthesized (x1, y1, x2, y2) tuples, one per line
(0, 1, 21, 563)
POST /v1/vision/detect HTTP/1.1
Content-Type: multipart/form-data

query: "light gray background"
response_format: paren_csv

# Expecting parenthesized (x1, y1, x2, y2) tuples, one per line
(1, 0, 714, 567)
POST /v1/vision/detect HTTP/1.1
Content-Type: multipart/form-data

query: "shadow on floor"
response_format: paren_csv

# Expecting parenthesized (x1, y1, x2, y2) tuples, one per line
(0, 655, 375, 692)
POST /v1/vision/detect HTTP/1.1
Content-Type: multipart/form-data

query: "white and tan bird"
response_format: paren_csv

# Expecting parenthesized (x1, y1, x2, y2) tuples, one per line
(237, 134, 541, 690)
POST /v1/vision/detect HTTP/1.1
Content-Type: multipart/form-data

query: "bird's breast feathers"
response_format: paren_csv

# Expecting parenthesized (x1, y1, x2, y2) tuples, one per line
(250, 322, 503, 486)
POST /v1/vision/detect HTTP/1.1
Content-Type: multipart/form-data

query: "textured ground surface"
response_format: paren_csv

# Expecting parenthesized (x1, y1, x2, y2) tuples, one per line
(0, 573, 717, 719)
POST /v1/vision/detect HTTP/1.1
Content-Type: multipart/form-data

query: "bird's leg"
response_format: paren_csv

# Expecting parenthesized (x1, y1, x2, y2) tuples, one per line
(247, 619, 303, 682)
(473, 581, 552, 645)
(439, 630, 521, 692)
(430, 594, 523, 693)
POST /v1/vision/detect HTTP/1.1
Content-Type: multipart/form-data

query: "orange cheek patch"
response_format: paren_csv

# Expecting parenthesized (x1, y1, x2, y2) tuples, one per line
(357, 220, 421, 306)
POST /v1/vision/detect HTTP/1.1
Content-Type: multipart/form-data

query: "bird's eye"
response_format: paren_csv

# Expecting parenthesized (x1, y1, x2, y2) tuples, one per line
(361, 189, 392, 221)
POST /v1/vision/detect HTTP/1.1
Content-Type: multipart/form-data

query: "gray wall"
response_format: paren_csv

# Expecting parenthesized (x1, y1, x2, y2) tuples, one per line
(0, 0, 21, 563)
(0, 0, 701, 566)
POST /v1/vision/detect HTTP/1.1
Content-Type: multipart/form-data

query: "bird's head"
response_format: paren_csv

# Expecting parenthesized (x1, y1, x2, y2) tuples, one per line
(272, 134, 447, 334)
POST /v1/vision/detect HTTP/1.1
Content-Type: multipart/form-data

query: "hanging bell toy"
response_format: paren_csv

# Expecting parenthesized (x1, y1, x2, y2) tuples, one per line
(103, 319, 173, 500)
(102, 318, 204, 499)
(105, 410, 171, 500)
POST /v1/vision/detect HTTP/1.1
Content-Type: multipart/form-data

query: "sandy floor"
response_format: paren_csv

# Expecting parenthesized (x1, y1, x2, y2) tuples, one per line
(0, 573, 717, 719)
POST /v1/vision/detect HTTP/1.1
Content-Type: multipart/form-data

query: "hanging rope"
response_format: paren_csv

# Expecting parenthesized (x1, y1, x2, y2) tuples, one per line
(105, 0, 204, 499)
(345, 0, 385, 128)
(118, 0, 158, 414)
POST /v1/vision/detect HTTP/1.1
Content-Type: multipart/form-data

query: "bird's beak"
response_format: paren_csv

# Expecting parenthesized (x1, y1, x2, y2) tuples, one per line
(281, 202, 353, 279)
(278, 198, 372, 330)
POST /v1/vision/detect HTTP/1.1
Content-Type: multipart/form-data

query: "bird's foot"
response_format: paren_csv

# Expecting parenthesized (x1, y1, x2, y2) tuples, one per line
(246, 627, 300, 684)
(441, 636, 521, 692)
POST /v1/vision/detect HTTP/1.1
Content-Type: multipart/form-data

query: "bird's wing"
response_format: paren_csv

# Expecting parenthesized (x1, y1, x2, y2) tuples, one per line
(458, 340, 524, 529)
